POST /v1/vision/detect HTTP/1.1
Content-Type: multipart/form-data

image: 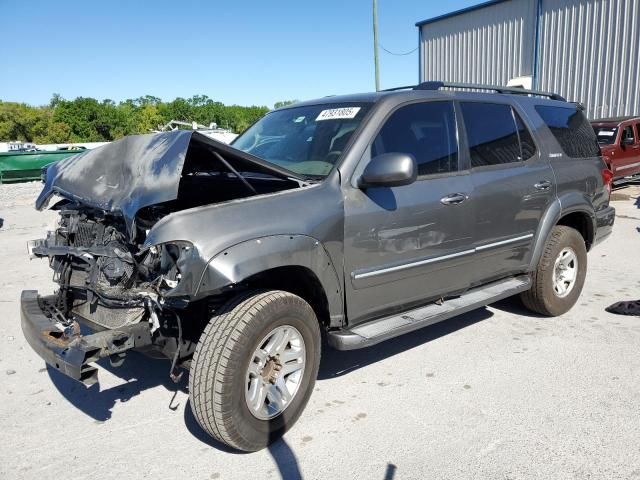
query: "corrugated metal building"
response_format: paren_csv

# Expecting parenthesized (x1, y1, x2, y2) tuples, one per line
(416, 0, 640, 119)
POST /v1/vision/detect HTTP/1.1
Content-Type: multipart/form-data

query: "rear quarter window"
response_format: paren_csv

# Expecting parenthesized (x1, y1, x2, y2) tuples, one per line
(535, 105, 600, 158)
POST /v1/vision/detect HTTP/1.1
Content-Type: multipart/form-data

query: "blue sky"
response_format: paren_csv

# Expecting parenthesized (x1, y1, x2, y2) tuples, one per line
(1, 0, 477, 108)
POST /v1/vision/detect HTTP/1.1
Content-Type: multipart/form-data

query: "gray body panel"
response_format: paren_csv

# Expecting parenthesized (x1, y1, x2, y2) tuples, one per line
(143, 177, 347, 321)
(343, 171, 475, 323)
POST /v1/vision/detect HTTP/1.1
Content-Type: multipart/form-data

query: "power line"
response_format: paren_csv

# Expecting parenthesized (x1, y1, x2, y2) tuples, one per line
(379, 44, 418, 56)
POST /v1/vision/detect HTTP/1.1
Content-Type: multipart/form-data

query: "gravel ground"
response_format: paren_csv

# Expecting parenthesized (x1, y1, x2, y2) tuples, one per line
(0, 182, 639, 480)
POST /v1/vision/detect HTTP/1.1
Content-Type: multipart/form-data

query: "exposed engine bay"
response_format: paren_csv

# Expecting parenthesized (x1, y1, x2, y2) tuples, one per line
(30, 208, 182, 330)
(28, 205, 200, 382)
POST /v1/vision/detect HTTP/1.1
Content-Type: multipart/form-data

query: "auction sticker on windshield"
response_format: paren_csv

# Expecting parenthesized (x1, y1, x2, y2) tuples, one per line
(316, 107, 361, 121)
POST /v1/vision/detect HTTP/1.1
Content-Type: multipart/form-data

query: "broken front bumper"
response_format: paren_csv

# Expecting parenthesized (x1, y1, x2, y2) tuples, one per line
(20, 290, 152, 385)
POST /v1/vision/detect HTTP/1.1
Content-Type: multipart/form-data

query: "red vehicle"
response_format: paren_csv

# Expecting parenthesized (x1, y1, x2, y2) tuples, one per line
(592, 116, 640, 183)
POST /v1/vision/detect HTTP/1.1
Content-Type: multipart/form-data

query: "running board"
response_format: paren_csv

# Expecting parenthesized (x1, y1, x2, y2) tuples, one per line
(328, 275, 531, 350)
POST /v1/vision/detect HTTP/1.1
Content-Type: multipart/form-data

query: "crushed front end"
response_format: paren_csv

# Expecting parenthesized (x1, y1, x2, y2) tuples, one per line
(22, 206, 196, 385)
(20, 130, 304, 385)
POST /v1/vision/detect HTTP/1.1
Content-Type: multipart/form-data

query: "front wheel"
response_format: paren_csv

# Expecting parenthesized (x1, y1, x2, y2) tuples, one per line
(189, 290, 321, 452)
(521, 225, 587, 316)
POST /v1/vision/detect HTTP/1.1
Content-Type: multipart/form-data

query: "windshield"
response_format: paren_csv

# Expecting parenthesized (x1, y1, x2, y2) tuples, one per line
(594, 126, 618, 145)
(232, 103, 372, 177)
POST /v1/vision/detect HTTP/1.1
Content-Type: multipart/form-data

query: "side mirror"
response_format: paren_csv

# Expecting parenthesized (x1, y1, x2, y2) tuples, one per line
(622, 136, 634, 146)
(358, 152, 417, 189)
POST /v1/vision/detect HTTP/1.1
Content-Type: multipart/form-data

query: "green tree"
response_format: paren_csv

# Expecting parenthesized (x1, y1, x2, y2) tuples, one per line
(132, 104, 163, 133)
(0, 94, 271, 142)
(274, 100, 298, 109)
(0, 101, 47, 142)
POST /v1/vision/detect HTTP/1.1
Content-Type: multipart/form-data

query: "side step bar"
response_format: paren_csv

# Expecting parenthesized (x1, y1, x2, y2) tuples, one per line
(328, 275, 531, 350)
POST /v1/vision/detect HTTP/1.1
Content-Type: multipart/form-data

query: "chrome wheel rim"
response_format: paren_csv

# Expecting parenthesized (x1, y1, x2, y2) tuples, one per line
(553, 247, 578, 298)
(245, 325, 306, 420)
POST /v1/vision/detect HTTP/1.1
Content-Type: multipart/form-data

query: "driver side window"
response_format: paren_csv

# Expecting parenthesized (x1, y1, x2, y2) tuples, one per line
(372, 101, 459, 176)
(622, 125, 635, 144)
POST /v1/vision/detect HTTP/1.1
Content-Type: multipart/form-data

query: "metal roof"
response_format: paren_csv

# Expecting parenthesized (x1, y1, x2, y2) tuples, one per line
(415, 0, 511, 27)
(591, 116, 640, 124)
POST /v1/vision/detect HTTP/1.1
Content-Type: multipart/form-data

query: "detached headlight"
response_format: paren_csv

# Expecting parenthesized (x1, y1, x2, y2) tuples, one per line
(145, 241, 196, 289)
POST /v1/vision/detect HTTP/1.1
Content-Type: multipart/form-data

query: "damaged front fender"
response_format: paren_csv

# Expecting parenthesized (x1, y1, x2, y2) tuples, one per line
(197, 235, 344, 324)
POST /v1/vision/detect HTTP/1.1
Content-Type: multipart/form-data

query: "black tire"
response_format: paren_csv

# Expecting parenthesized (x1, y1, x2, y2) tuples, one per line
(521, 225, 587, 316)
(189, 290, 321, 452)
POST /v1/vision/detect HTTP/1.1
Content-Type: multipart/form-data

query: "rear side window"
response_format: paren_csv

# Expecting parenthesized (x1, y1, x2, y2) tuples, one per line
(535, 105, 600, 158)
(460, 102, 536, 167)
(372, 101, 458, 176)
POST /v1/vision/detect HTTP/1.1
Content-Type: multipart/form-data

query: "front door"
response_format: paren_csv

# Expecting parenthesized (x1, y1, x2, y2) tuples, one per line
(343, 100, 474, 325)
(617, 123, 640, 176)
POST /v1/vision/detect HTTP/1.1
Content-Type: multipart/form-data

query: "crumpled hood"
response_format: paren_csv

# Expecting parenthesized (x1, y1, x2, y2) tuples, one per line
(36, 130, 300, 234)
(37, 131, 192, 220)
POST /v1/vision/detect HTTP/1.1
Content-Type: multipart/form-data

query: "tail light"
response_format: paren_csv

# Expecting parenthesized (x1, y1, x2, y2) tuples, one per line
(601, 168, 613, 197)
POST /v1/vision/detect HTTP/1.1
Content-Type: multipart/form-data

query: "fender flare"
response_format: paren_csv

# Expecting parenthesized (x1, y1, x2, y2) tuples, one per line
(528, 195, 596, 271)
(195, 234, 344, 323)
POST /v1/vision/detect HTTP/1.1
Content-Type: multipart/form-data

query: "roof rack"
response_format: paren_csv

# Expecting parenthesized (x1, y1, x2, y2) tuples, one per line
(382, 81, 566, 101)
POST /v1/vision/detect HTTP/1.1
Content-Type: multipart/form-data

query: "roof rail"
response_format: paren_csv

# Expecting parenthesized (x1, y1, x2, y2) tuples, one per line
(380, 85, 416, 92)
(414, 81, 567, 101)
(382, 81, 566, 101)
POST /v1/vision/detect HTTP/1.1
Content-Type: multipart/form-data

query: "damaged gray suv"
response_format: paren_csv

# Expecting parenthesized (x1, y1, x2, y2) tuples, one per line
(21, 82, 615, 451)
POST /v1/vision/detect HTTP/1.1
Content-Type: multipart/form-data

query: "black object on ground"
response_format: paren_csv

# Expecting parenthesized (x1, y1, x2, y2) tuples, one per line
(605, 300, 640, 316)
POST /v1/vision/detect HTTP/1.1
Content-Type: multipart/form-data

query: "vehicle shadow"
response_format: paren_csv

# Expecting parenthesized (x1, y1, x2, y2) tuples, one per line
(47, 306, 493, 416)
(489, 296, 548, 319)
(184, 401, 304, 478)
(46, 304, 493, 479)
(318, 307, 493, 380)
(46, 351, 187, 422)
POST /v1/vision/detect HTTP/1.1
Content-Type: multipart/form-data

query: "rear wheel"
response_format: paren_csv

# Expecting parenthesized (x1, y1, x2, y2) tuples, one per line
(521, 225, 587, 316)
(189, 290, 321, 452)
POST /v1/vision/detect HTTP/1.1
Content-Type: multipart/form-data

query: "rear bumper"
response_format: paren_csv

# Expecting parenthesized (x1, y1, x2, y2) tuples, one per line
(20, 290, 152, 385)
(593, 205, 615, 247)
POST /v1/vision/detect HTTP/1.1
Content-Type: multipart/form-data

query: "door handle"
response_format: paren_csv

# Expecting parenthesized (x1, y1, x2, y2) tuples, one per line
(440, 193, 468, 205)
(534, 180, 551, 191)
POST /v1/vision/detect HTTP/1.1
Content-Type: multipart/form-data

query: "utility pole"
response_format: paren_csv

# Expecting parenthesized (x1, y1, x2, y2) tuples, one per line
(372, 0, 380, 91)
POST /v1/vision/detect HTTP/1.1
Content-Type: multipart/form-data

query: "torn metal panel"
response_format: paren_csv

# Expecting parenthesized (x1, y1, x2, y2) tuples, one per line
(36, 130, 304, 235)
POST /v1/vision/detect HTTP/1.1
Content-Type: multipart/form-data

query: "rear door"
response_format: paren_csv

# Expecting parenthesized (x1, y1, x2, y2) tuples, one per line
(459, 101, 554, 285)
(343, 100, 474, 324)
